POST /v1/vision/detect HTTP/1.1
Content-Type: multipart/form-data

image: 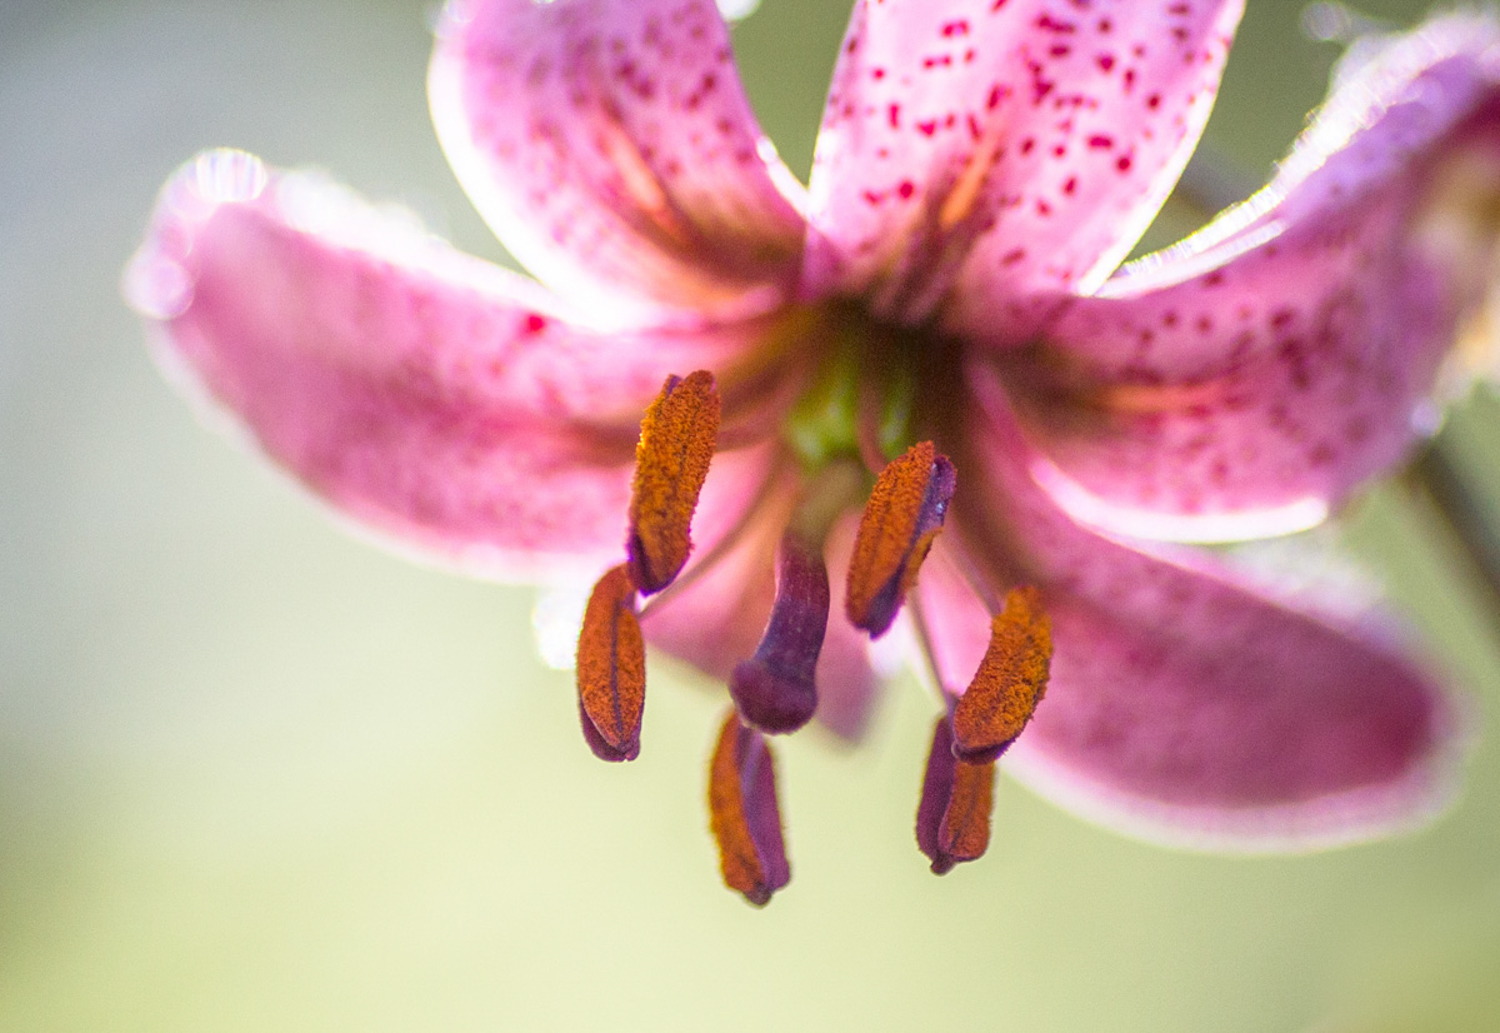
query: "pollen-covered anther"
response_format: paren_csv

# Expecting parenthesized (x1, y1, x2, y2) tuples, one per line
(729, 531, 829, 734)
(626, 370, 722, 595)
(575, 565, 646, 762)
(951, 586, 1053, 765)
(708, 711, 791, 907)
(915, 715, 995, 875)
(845, 441, 957, 638)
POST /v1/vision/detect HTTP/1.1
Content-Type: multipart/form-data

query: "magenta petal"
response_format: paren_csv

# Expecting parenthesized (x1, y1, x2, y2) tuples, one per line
(812, 607, 880, 743)
(126, 152, 776, 579)
(1015, 14, 1500, 540)
(429, 0, 806, 322)
(917, 378, 1465, 850)
(814, 515, 881, 743)
(804, 0, 1241, 333)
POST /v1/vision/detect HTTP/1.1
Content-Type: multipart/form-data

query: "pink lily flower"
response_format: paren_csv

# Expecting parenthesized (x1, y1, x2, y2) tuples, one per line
(125, 0, 1500, 904)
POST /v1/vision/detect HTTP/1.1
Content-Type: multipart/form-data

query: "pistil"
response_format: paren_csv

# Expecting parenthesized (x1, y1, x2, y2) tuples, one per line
(729, 529, 830, 734)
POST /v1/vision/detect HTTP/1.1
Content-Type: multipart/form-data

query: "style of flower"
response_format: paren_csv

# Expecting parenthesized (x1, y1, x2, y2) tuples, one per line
(125, 0, 1500, 905)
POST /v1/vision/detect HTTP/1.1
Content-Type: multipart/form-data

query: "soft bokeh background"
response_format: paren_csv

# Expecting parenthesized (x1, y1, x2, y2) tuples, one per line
(4, 1, 1500, 1029)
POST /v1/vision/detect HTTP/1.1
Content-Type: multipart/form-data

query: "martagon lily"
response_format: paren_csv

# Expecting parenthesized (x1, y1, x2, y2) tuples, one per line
(125, 0, 1500, 904)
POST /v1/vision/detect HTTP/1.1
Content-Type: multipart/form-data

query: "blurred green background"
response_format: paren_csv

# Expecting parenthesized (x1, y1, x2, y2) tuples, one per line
(3, 1, 1500, 1030)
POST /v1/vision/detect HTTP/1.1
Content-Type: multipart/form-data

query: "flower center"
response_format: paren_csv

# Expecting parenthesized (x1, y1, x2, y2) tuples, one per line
(781, 300, 950, 471)
(571, 312, 1052, 903)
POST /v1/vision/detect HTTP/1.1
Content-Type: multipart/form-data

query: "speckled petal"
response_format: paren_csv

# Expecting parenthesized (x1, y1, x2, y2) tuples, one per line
(429, 0, 806, 323)
(1013, 14, 1500, 541)
(804, 0, 1241, 334)
(125, 152, 778, 580)
(916, 373, 1464, 851)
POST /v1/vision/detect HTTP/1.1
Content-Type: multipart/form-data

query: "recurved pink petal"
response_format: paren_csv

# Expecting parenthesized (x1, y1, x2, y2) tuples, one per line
(916, 374, 1464, 850)
(1013, 14, 1500, 541)
(125, 151, 778, 580)
(429, 0, 806, 323)
(804, 0, 1241, 334)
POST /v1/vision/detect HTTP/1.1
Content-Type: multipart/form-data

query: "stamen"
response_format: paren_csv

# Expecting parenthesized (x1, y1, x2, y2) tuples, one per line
(627, 370, 722, 595)
(915, 714, 995, 875)
(729, 529, 829, 734)
(845, 441, 957, 638)
(575, 565, 646, 762)
(708, 711, 791, 907)
(951, 586, 1053, 764)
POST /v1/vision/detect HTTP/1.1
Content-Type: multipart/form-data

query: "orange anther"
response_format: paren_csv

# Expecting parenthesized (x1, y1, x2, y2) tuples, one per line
(708, 711, 790, 906)
(845, 441, 956, 637)
(627, 370, 721, 595)
(575, 565, 646, 762)
(951, 586, 1052, 764)
(939, 755, 995, 870)
(915, 714, 995, 874)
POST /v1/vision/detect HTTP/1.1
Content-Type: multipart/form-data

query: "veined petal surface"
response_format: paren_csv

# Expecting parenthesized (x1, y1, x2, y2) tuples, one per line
(915, 373, 1464, 851)
(126, 152, 777, 580)
(804, 0, 1241, 334)
(429, 0, 807, 323)
(1015, 14, 1500, 541)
